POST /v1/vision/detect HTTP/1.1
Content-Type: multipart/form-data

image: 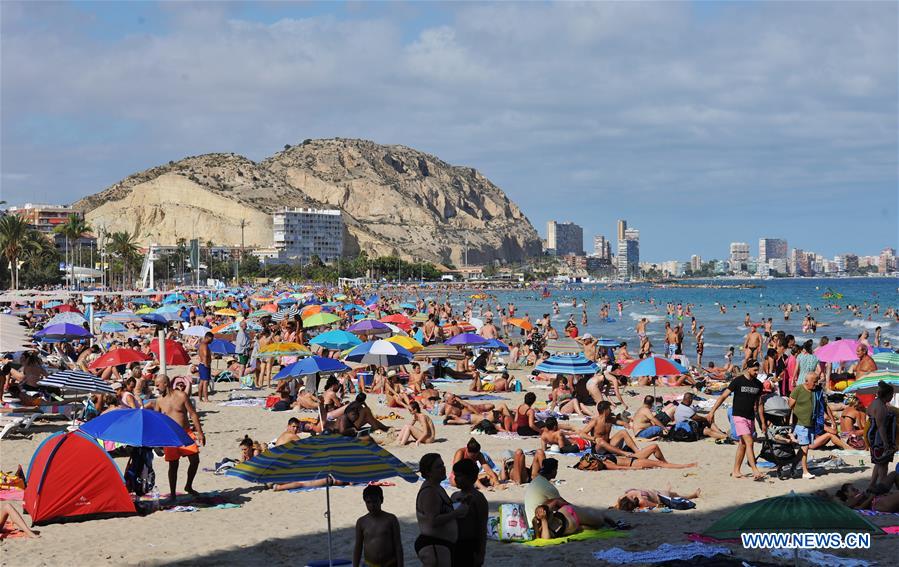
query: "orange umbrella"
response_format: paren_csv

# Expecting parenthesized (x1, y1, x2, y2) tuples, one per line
(261, 303, 278, 313)
(507, 318, 533, 331)
(301, 305, 324, 318)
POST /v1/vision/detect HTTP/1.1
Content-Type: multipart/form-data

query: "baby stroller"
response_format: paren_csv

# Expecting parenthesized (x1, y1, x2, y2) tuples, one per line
(758, 395, 800, 480)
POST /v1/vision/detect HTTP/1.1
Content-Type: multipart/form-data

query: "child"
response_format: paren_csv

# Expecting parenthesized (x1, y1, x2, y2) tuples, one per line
(451, 459, 488, 566)
(353, 485, 403, 567)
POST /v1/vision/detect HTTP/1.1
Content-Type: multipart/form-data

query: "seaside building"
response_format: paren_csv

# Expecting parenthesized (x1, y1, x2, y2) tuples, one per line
(879, 248, 896, 273)
(592, 235, 612, 260)
(789, 248, 812, 276)
(617, 226, 640, 280)
(660, 260, 684, 277)
(758, 238, 788, 264)
(7, 203, 81, 236)
(729, 242, 750, 272)
(265, 208, 343, 265)
(690, 255, 702, 272)
(546, 221, 584, 256)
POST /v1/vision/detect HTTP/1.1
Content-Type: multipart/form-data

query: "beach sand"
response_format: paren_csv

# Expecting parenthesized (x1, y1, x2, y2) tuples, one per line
(1, 369, 893, 566)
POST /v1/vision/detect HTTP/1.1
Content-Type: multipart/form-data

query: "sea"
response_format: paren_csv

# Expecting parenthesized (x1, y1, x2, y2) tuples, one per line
(434, 278, 898, 364)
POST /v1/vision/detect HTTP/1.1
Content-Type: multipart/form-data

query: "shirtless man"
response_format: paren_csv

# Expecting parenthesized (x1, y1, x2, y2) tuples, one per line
(539, 417, 581, 453)
(353, 485, 404, 567)
(422, 315, 439, 346)
(480, 318, 498, 339)
(153, 374, 205, 501)
(274, 417, 305, 446)
(197, 332, 213, 403)
(632, 395, 666, 440)
(852, 345, 877, 378)
(743, 326, 762, 365)
(451, 438, 500, 488)
(635, 317, 648, 340)
(580, 401, 673, 462)
(664, 322, 678, 358)
(579, 334, 598, 362)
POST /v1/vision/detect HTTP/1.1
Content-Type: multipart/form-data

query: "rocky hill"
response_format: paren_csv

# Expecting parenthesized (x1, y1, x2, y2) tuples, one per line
(74, 139, 542, 265)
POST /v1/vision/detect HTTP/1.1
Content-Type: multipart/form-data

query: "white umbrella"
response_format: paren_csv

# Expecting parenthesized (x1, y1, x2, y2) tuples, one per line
(47, 312, 88, 326)
(382, 322, 408, 337)
(182, 325, 213, 337)
(469, 317, 485, 331)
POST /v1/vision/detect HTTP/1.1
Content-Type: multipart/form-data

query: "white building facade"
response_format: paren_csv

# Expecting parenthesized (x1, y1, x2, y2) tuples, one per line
(269, 208, 343, 265)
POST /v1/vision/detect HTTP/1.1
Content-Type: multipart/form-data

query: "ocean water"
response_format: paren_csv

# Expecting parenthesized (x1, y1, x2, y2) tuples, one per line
(437, 278, 898, 364)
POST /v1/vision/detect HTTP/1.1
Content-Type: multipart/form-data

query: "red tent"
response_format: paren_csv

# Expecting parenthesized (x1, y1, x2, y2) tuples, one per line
(24, 431, 135, 525)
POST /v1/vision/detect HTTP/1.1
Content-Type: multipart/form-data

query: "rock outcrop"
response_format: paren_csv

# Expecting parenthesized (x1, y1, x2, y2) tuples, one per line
(75, 139, 542, 265)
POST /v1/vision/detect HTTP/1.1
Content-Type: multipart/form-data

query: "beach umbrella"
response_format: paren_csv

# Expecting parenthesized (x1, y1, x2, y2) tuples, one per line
(342, 304, 367, 313)
(535, 353, 599, 375)
(276, 298, 297, 306)
(815, 339, 869, 363)
(303, 312, 340, 328)
(141, 313, 180, 325)
(135, 306, 155, 315)
(445, 333, 486, 346)
(52, 304, 82, 314)
(99, 322, 127, 334)
(842, 371, 899, 394)
(89, 349, 150, 369)
(872, 352, 899, 367)
(382, 322, 408, 336)
(380, 313, 413, 328)
(44, 300, 63, 308)
(507, 317, 533, 331)
(215, 308, 240, 317)
(347, 319, 391, 335)
(155, 304, 182, 314)
(39, 370, 115, 394)
(414, 343, 465, 361)
(468, 317, 485, 331)
(150, 339, 191, 366)
(397, 302, 417, 310)
(702, 491, 883, 565)
(596, 338, 622, 348)
(103, 311, 142, 324)
(620, 356, 687, 377)
(80, 407, 194, 447)
(257, 342, 311, 359)
(260, 303, 279, 313)
(386, 335, 424, 353)
(271, 305, 299, 322)
(215, 320, 262, 333)
(248, 309, 272, 319)
(131, 298, 152, 305)
(205, 300, 228, 308)
(227, 435, 418, 566)
(274, 356, 350, 380)
(310, 330, 362, 351)
(163, 293, 187, 304)
(480, 338, 509, 352)
(209, 339, 236, 355)
(301, 304, 325, 318)
(344, 340, 412, 367)
(182, 325, 213, 337)
(47, 312, 88, 326)
(35, 323, 93, 341)
(442, 321, 476, 333)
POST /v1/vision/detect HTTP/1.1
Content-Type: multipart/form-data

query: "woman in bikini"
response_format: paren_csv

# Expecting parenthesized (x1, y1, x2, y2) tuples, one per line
(834, 481, 899, 513)
(415, 453, 467, 566)
(396, 401, 435, 446)
(588, 453, 697, 471)
(549, 376, 592, 417)
(614, 487, 701, 511)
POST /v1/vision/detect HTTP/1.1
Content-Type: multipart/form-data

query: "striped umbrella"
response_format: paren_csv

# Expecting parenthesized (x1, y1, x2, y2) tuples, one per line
(872, 352, 899, 367)
(344, 340, 413, 367)
(274, 356, 350, 380)
(310, 330, 362, 351)
(302, 312, 340, 328)
(99, 322, 127, 333)
(347, 319, 391, 335)
(257, 342, 311, 359)
(620, 356, 687, 377)
(227, 435, 417, 566)
(271, 305, 299, 322)
(444, 333, 486, 346)
(843, 371, 899, 394)
(414, 343, 465, 361)
(535, 353, 599, 375)
(39, 370, 115, 394)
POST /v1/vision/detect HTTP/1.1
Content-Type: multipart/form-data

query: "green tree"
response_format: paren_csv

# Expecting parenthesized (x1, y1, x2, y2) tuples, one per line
(53, 214, 92, 288)
(0, 214, 30, 289)
(108, 231, 141, 289)
(18, 231, 62, 288)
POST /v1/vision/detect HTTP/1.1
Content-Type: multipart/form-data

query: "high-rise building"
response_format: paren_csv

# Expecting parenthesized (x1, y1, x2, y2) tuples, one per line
(617, 219, 627, 241)
(879, 248, 896, 274)
(617, 226, 640, 280)
(729, 242, 750, 272)
(7, 203, 80, 236)
(269, 208, 343, 265)
(690, 255, 702, 272)
(789, 248, 812, 276)
(758, 238, 788, 264)
(546, 221, 584, 256)
(592, 235, 612, 260)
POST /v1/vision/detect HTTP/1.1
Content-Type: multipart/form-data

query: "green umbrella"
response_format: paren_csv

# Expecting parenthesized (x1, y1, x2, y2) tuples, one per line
(872, 352, 899, 367)
(842, 371, 899, 394)
(302, 312, 340, 328)
(206, 300, 228, 308)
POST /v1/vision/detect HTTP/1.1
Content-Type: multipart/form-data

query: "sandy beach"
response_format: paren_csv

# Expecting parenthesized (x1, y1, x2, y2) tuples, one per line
(2, 363, 893, 566)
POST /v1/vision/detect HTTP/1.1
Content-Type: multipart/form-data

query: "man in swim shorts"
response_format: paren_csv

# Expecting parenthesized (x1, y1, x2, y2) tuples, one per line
(197, 332, 213, 403)
(154, 374, 205, 502)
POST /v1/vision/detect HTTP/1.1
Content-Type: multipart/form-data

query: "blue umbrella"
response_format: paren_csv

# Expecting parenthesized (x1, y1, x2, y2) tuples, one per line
(141, 312, 180, 325)
(344, 340, 412, 367)
(131, 297, 152, 305)
(274, 356, 350, 380)
(44, 300, 63, 308)
(99, 322, 127, 333)
(34, 323, 92, 341)
(104, 311, 142, 323)
(481, 338, 509, 351)
(535, 353, 599, 375)
(398, 302, 417, 310)
(620, 356, 687, 377)
(310, 330, 362, 351)
(596, 338, 621, 347)
(445, 333, 486, 346)
(163, 293, 187, 304)
(342, 304, 367, 313)
(277, 298, 297, 306)
(80, 408, 194, 447)
(209, 338, 236, 355)
(155, 304, 181, 313)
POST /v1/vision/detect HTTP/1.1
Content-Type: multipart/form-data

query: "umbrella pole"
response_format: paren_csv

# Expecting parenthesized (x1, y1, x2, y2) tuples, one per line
(326, 475, 333, 566)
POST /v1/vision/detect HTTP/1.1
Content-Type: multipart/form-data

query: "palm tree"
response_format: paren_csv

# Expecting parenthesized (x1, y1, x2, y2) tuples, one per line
(54, 214, 92, 289)
(0, 214, 30, 290)
(108, 231, 140, 290)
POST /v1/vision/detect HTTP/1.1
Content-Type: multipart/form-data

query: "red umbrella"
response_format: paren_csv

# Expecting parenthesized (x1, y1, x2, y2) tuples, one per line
(54, 304, 82, 314)
(89, 349, 150, 370)
(150, 339, 191, 366)
(261, 303, 278, 313)
(381, 314, 413, 330)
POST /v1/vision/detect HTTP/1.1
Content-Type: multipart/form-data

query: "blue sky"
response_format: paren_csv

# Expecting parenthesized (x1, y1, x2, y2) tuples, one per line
(2, 1, 896, 261)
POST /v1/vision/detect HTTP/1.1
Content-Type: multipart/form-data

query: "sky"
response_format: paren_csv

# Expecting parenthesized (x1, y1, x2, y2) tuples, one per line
(1, 1, 896, 262)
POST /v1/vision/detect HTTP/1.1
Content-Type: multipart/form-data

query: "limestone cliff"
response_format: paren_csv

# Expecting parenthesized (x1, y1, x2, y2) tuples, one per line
(74, 140, 542, 265)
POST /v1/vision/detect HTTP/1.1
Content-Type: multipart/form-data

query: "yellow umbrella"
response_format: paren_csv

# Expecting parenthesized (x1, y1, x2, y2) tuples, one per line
(135, 306, 154, 314)
(215, 308, 240, 316)
(258, 342, 311, 358)
(386, 335, 423, 353)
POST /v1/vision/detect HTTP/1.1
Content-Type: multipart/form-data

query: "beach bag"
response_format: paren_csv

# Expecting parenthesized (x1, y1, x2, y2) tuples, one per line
(658, 494, 696, 510)
(867, 408, 897, 465)
(124, 447, 156, 496)
(671, 420, 701, 442)
(574, 453, 603, 471)
(654, 410, 671, 426)
(498, 503, 532, 541)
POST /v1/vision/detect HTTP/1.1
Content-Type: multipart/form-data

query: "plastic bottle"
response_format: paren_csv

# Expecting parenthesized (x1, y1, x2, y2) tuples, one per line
(513, 380, 522, 392)
(150, 486, 160, 512)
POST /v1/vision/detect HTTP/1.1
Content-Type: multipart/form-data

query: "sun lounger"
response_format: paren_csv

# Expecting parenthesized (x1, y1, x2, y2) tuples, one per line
(0, 413, 38, 439)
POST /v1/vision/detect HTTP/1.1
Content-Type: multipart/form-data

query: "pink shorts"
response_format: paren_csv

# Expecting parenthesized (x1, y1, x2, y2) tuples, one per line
(733, 416, 755, 437)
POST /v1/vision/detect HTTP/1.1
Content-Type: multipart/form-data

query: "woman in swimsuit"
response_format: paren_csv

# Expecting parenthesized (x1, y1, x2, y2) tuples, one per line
(835, 482, 899, 513)
(396, 401, 435, 446)
(592, 453, 696, 470)
(512, 392, 542, 436)
(415, 453, 467, 566)
(614, 487, 701, 511)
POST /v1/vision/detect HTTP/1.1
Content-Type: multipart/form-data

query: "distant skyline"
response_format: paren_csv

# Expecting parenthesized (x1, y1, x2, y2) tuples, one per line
(2, 1, 896, 261)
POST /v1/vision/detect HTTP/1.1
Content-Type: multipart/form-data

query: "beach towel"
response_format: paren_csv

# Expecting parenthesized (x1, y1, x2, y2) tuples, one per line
(593, 543, 731, 564)
(770, 548, 870, 567)
(218, 398, 267, 407)
(523, 527, 628, 546)
(882, 525, 899, 534)
(459, 394, 508, 401)
(856, 509, 899, 517)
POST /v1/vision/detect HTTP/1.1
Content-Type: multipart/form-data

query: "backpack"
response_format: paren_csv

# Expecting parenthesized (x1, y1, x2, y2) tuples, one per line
(671, 420, 701, 442)
(867, 407, 898, 465)
(124, 447, 156, 496)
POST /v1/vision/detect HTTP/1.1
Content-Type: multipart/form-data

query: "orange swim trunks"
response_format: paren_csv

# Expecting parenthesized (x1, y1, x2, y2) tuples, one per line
(164, 429, 200, 462)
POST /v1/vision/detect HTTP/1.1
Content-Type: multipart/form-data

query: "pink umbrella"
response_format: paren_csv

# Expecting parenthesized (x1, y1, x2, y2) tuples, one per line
(814, 339, 869, 363)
